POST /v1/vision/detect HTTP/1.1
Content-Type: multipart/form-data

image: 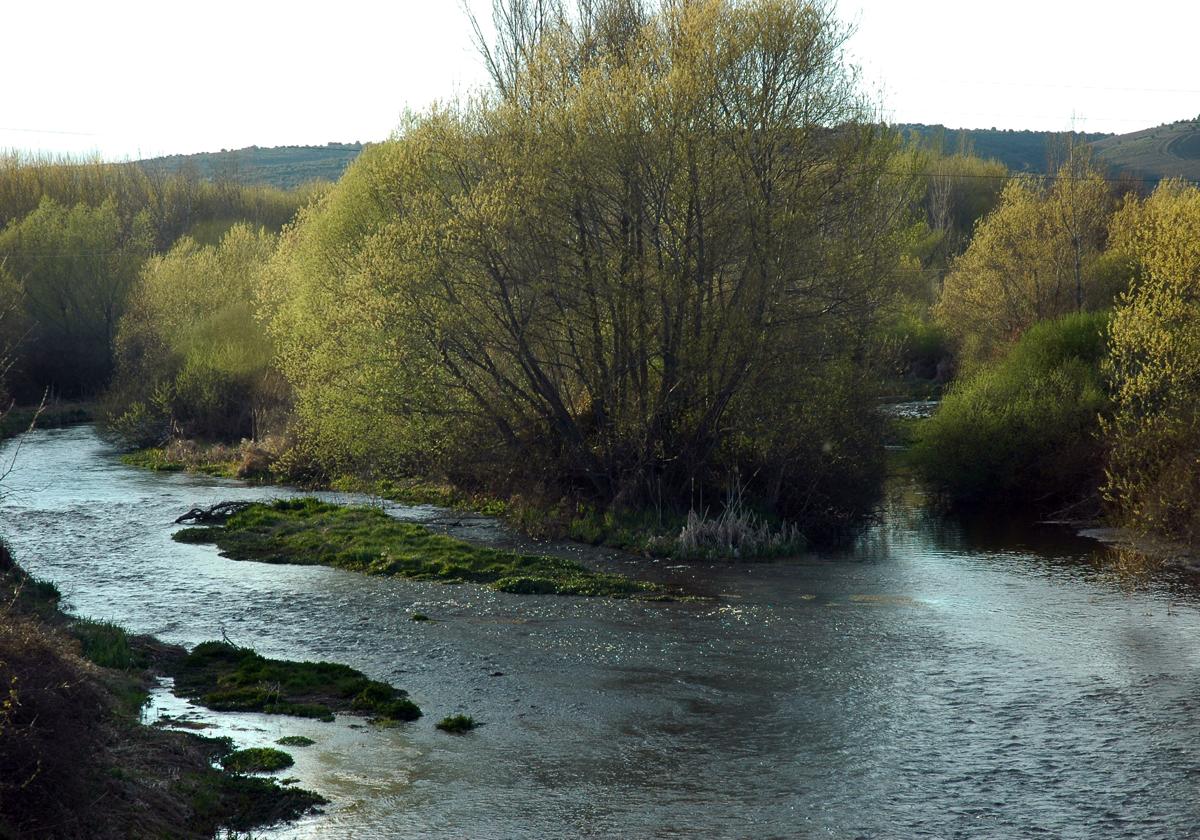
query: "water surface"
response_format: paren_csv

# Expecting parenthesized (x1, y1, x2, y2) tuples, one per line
(2, 427, 1199, 839)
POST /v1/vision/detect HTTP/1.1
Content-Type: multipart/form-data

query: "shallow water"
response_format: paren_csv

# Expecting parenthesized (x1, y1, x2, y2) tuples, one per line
(4, 426, 1200, 838)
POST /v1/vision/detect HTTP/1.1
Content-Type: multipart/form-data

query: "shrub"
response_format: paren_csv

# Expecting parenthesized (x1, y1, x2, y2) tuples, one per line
(1104, 181, 1200, 543)
(911, 312, 1110, 511)
(221, 748, 294, 774)
(435, 714, 476, 734)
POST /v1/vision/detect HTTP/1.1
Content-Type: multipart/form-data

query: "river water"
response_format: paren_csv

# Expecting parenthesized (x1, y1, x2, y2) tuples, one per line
(3, 426, 1200, 839)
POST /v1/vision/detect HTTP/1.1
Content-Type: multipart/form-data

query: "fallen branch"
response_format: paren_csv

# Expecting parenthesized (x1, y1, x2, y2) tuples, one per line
(175, 501, 254, 525)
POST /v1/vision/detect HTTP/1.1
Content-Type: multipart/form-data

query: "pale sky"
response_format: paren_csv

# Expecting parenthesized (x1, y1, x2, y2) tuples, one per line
(3, 0, 1197, 160)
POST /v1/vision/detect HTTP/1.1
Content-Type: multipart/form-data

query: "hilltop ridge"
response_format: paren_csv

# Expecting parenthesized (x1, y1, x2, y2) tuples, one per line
(138, 143, 366, 189)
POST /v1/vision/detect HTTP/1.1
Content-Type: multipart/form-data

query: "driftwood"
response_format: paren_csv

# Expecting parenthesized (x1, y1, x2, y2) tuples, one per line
(175, 501, 254, 525)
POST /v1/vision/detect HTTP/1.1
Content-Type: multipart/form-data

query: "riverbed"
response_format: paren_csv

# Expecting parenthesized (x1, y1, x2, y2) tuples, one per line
(3, 426, 1200, 838)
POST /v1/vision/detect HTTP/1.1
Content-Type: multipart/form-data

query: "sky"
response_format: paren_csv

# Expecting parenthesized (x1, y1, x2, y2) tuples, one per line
(3, 0, 1198, 160)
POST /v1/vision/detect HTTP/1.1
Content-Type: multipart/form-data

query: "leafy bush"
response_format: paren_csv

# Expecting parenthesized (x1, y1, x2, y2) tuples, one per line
(911, 312, 1110, 510)
(1104, 181, 1200, 543)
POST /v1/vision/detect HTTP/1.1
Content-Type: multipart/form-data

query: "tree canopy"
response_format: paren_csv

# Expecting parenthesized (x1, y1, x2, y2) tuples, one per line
(266, 0, 918, 537)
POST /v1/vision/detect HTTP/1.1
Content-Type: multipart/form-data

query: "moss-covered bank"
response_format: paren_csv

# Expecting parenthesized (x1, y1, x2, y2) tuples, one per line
(175, 498, 659, 598)
(0, 541, 325, 839)
(169, 640, 421, 722)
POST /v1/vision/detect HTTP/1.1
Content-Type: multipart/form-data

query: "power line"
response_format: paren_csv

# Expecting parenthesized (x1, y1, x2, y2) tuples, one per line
(0, 126, 98, 138)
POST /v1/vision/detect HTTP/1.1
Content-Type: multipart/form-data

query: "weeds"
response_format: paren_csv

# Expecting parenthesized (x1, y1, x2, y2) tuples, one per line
(673, 480, 806, 561)
(70, 618, 145, 671)
(676, 505, 806, 561)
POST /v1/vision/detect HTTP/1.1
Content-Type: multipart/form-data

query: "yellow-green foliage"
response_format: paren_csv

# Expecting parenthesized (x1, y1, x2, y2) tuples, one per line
(264, 0, 917, 539)
(0, 153, 317, 401)
(936, 155, 1116, 366)
(1104, 181, 1200, 543)
(912, 312, 1110, 509)
(0, 153, 317, 251)
(912, 150, 1010, 270)
(109, 225, 282, 444)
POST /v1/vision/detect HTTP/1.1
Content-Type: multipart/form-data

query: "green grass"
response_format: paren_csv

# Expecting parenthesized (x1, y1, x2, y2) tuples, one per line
(435, 714, 477, 734)
(332, 476, 509, 517)
(170, 640, 421, 723)
(121, 447, 238, 477)
(221, 748, 295, 774)
(174, 498, 657, 598)
(69, 618, 146, 671)
(563, 506, 680, 557)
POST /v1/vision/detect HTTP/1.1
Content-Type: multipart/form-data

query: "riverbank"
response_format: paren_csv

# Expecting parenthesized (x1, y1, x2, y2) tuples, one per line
(1077, 523, 1200, 578)
(0, 541, 325, 838)
(122, 436, 811, 563)
(0, 400, 95, 442)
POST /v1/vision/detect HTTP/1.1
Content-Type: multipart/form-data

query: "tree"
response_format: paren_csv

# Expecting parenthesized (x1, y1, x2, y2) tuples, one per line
(935, 155, 1111, 365)
(1103, 180, 1200, 543)
(0, 198, 153, 397)
(108, 224, 281, 444)
(268, 0, 917, 539)
(0, 264, 25, 404)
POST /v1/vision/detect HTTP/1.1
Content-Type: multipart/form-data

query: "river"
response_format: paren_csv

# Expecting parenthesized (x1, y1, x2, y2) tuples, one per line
(3, 426, 1200, 839)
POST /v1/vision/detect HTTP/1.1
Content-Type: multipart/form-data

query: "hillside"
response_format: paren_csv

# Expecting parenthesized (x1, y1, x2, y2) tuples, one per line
(1092, 120, 1200, 181)
(138, 143, 365, 189)
(897, 124, 1112, 172)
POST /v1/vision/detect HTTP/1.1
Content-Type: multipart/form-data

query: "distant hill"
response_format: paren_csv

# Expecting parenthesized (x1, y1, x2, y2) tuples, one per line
(1092, 120, 1200, 182)
(138, 143, 366, 190)
(897, 124, 1112, 173)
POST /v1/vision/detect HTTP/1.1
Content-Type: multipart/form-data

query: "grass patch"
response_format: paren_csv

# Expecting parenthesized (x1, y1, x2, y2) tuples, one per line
(70, 618, 146, 671)
(563, 505, 681, 557)
(435, 714, 477, 734)
(175, 498, 657, 598)
(170, 640, 421, 722)
(122, 447, 237, 477)
(364, 478, 508, 517)
(275, 736, 315, 747)
(221, 748, 294, 774)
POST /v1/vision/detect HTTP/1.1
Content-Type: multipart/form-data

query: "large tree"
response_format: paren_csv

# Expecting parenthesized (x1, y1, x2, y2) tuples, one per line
(268, 0, 915, 538)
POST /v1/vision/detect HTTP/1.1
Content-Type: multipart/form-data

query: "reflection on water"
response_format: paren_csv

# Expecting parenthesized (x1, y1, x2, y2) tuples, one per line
(3, 427, 1200, 839)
